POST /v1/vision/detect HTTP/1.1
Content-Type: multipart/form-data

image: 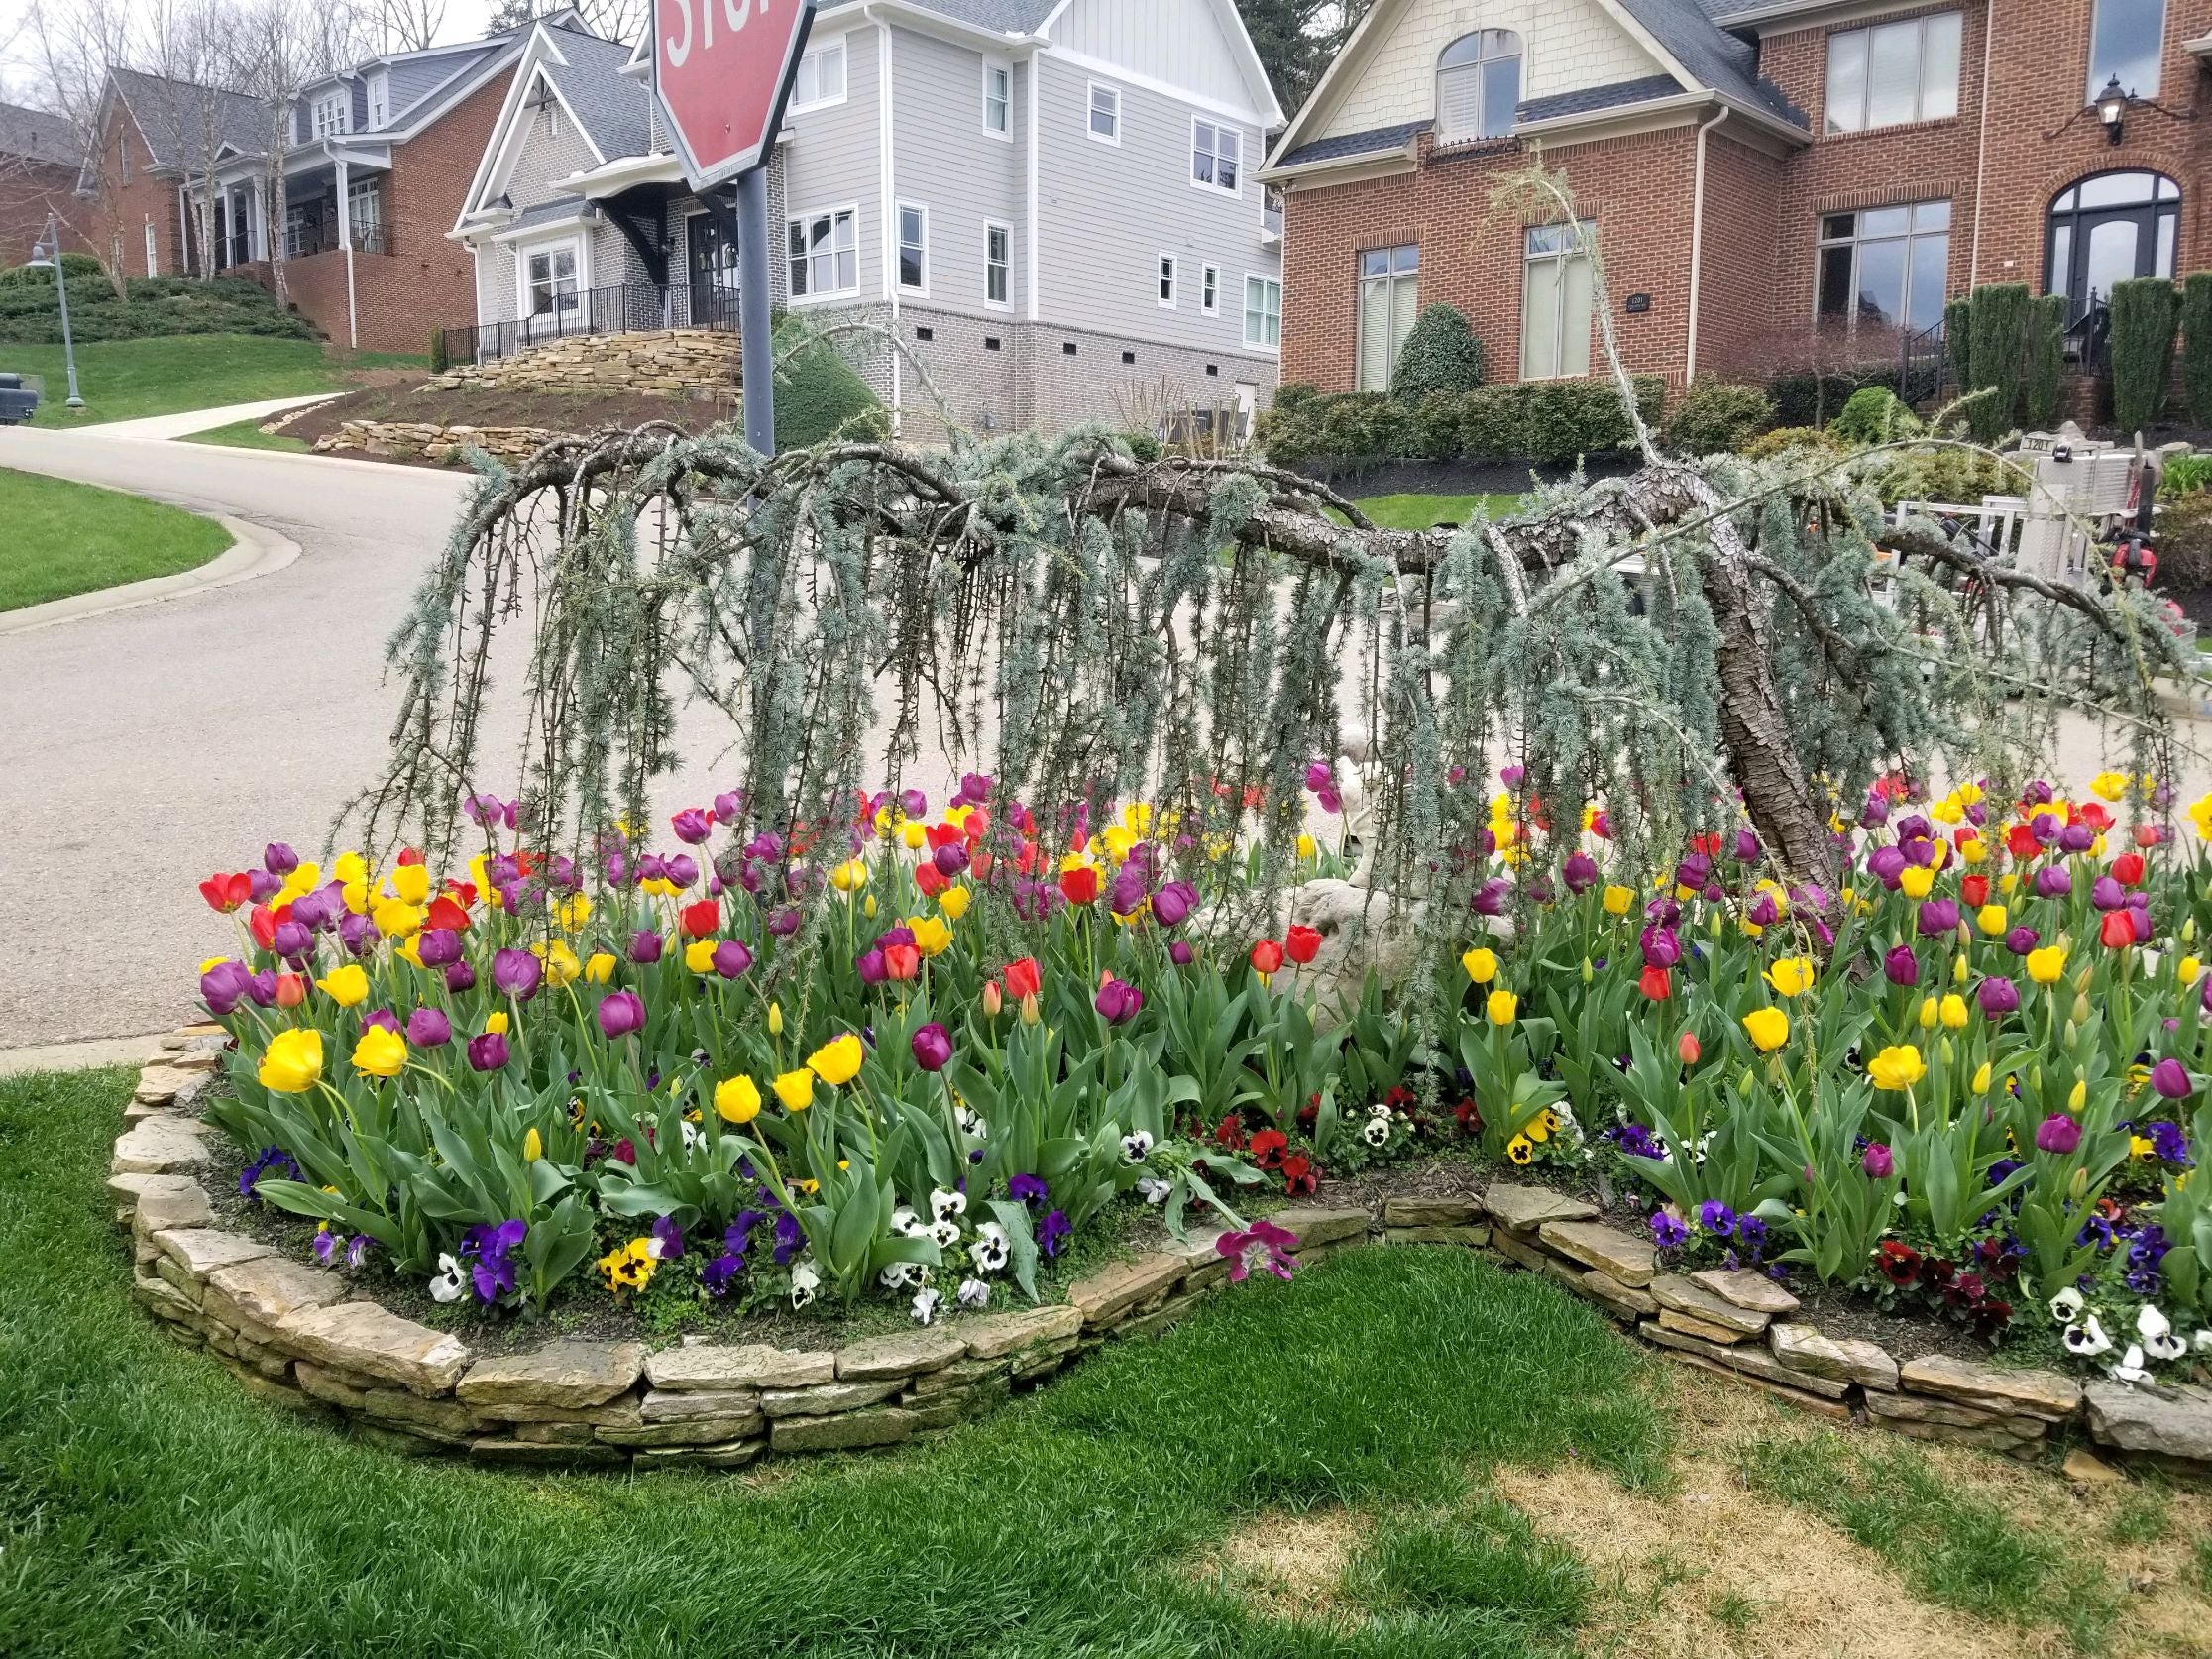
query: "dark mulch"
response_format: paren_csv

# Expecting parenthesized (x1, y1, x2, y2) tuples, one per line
(275, 376, 731, 467)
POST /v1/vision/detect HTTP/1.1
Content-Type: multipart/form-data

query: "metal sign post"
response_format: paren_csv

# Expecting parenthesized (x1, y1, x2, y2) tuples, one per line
(650, 0, 818, 459)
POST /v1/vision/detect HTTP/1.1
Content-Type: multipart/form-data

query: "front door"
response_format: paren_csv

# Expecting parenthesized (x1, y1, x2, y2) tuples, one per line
(2047, 170, 2179, 323)
(688, 205, 740, 328)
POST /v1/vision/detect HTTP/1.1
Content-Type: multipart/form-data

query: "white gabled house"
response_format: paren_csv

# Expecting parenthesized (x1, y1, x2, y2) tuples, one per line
(449, 0, 1286, 436)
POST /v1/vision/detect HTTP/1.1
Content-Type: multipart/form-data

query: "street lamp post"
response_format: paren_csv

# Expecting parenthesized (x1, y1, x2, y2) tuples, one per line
(26, 213, 86, 411)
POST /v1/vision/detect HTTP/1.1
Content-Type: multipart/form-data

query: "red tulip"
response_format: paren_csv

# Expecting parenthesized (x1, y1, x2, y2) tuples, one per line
(2113, 852, 2145, 887)
(275, 973, 307, 1009)
(679, 898, 721, 938)
(1677, 1030, 1701, 1065)
(2077, 802, 2113, 832)
(1960, 873, 1989, 909)
(1638, 963, 1672, 1001)
(927, 823, 962, 851)
(425, 894, 471, 933)
(2134, 823, 2163, 848)
(883, 943, 921, 981)
(199, 872, 251, 913)
(1060, 865, 1100, 906)
(248, 904, 280, 950)
(962, 807, 991, 842)
(1004, 956, 1042, 1000)
(1285, 925, 1321, 964)
(914, 861, 947, 897)
(2006, 824, 2039, 860)
(2099, 910, 2136, 949)
(396, 846, 425, 866)
(1250, 939, 1285, 975)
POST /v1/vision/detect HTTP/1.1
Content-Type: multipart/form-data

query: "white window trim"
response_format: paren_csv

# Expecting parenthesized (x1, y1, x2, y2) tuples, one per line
(1243, 274, 1280, 353)
(514, 233, 587, 323)
(1087, 79, 1121, 146)
(1520, 221, 1594, 382)
(143, 218, 158, 276)
(983, 217, 1014, 310)
(1823, 11, 1961, 135)
(981, 56, 1014, 141)
(895, 199, 929, 297)
(1158, 251, 1177, 308)
(787, 201, 862, 304)
(313, 92, 348, 138)
(1189, 114, 1242, 198)
(788, 35, 849, 116)
(1200, 261, 1220, 316)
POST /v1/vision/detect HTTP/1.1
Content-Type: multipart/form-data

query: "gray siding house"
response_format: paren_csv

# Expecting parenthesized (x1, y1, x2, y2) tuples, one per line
(449, 0, 1285, 437)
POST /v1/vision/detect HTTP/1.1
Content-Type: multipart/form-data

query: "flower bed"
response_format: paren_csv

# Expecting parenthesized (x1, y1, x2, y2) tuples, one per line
(130, 769, 2212, 1469)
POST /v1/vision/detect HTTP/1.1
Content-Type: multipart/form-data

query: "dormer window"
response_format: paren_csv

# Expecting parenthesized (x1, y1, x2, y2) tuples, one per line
(313, 92, 347, 137)
(1436, 30, 1520, 145)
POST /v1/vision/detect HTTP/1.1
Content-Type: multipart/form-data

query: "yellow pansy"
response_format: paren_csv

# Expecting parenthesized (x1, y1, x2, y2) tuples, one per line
(773, 1068, 816, 1112)
(1765, 956, 1816, 997)
(1505, 1134, 1533, 1165)
(1485, 989, 1518, 1027)
(351, 1026, 407, 1079)
(1741, 1007, 1790, 1052)
(1867, 1044, 1927, 1092)
(808, 1034, 865, 1086)
(1461, 947, 1498, 984)
(938, 885, 971, 922)
(257, 1027, 324, 1093)
(715, 1075, 762, 1124)
(316, 964, 370, 1007)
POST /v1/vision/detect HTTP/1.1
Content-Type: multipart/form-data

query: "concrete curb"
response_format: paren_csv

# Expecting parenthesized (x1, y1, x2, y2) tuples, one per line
(0, 512, 301, 637)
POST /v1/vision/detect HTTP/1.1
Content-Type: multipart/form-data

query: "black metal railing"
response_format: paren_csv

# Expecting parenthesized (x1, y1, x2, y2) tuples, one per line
(281, 217, 393, 259)
(1898, 316, 1948, 407)
(438, 279, 737, 368)
(2064, 295, 2111, 374)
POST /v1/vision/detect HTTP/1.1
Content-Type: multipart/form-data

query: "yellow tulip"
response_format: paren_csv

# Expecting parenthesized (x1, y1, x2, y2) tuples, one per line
(341, 877, 371, 916)
(938, 885, 971, 922)
(557, 892, 593, 931)
(352, 1025, 407, 1078)
(1296, 833, 1316, 859)
(1868, 1044, 1927, 1092)
(316, 964, 370, 1008)
(1960, 837, 1986, 865)
(1602, 884, 1633, 917)
(2090, 770, 2127, 803)
(484, 1010, 509, 1035)
(685, 939, 718, 973)
(2068, 1077, 2087, 1112)
(585, 951, 617, 984)
(278, 862, 321, 902)
(2180, 956, 2203, 986)
(830, 858, 869, 892)
(1970, 1061, 1992, 1093)
(537, 940, 582, 987)
(372, 898, 424, 939)
(1765, 956, 1816, 997)
(1485, 989, 1517, 1027)
(1899, 865, 1934, 900)
(2026, 946, 2067, 986)
(257, 1027, 324, 1093)
(773, 1068, 816, 1111)
(391, 863, 432, 906)
(1939, 994, 1968, 1031)
(523, 1127, 543, 1162)
(1741, 1006, 1790, 1052)
(808, 1034, 864, 1086)
(900, 822, 927, 850)
(716, 1075, 762, 1124)
(908, 916, 952, 957)
(1977, 904, 2008, 936)
(334, 851, 368, 885)
(1103, 825, 1136, 863)
(1461, 947, 1498, 984)
(1918, 996, 1938, 1030)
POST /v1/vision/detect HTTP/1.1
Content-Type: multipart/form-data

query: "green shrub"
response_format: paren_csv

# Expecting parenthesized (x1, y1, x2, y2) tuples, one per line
(2159, 452, 2212, 498)
(1122, 430, 1161, 463)
(0, 272, 318, 345)
(1866, 445, 2014, 508)
(1662, 376, 1774, 456)
(2183, 274, 2212, 427)
(1254, 376, 1660, 469)
(1409, 389, 1465, 460)
(2156, 491, 2212, 588)
(1740, 424, 1843, 461)
(1272, 381, 1320, 413)
(1829, 386, 1916, 445)
(1389, 303, 1485, 402)
(761, 324, 886, 448)
(2110, 276, 2180, 432)
(1943, 296, 1973, 395)
(1965, 281, 2030, 440)
(0, 252, 107, 288)
(428, 328, 449, 374)
(1465, 376, 1663, 464)
(1767, 365, 1902, 427)
(2021, 293, 2066, 429)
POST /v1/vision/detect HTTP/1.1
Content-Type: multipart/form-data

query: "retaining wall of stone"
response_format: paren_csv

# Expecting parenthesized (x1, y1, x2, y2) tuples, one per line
(115, 1031, 2212, 1473)
(427, 329, 743, 398)
(313, 420, 565, 466)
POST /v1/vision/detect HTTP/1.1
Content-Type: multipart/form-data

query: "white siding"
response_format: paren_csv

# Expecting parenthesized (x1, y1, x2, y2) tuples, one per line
(889, 29, 1026, 318)
(1050, 0, 1261, 116)
(1315, 0, 1666, 143)
(781, 23, 885, 302)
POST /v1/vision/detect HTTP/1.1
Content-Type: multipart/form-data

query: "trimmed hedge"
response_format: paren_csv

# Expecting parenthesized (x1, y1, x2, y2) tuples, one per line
(1662, 376, 1773, 456)
(1965, 282, 2030, 441)
(1766, 365, 1902, 428)
(0, 274, 318, 345)
(2183, 273, 2212, 428)
(758, 322, 887, 448)
(2110, 276, 2180, 432)
(2021, 293, 2066, 430)
(1257, 376, 1666, 471)
(1390, 303, 1486, 402)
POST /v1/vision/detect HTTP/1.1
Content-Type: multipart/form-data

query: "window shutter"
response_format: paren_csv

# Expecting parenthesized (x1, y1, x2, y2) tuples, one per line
(1436, 65, 1483, 145)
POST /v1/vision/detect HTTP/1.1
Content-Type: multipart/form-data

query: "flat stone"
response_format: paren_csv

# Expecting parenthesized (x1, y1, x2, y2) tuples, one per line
(150, 1254, 205, 1305)
(202, 1255, 349, 1337)
(469, 1438, 625, 1466)
(1480, 1183, 1596, 1232)
(132, 1178, 214, 1234)
(134, 1065, 209, 1106)
(1578, 1269, 1658, 1317)
(632, 1438, 764, 1469)
(1382, 1196, 1482, 1227)
(1650, 1274, 1770, 1338)
(758, 1379, 904, 1418)
(1863, 1390, 2037, 1431)
(639, 1388, 761, 1423)
(645, 1342, 835, 1391)
(472, 1398, 643, 1428)
(112, 1116, 211, 1174)
(162, 1047, 223, 1073)
(1690, 1269, 1801, 1315)
(2085, 1381, 2212, 1463)
(457, 1341, 644, 1408)
(1539, 1219, 1656, 1286)
(133, 1272, 199, 1320)
(514, 1420, 599, 1446)
(1899, 1355, 2080, 1423)
(106, 1170, 166, 1205)
(154, 1228, 274, 1277)
(1010, 1336, 1078, 1381)
(1768, 1323, 1899, 1390)
(2063, 1446, 2127, 1484)
(1657, 1308, 1752, 1345)
(909, 1355, 1013, 1398)
(1656, 1347, 1854, 1420)
(1493, 1227, 1586, 1288)
(293, 1363, 483, 1440)
(1384, 1224, 1491, 1248)
(1067, 1254, 1187, 1326)
(598, 1412, 765, 1447)
(1875, 1415, 2044, 1456)
(1643, 1322, 1849, 1397)
(769, 1405, 919, 1453)
(964, 1309, 1083, 1362)
(835, 1329, 965, 1381)
(275, 1301, 471, 1397)
(1271, 1206, 1371, 1248)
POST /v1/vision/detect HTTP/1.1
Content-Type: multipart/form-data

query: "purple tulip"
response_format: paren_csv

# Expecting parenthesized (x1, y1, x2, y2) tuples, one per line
(467, 1032, 510, 1072)
(1094, 978, 1144, 1025)
(246, 970, 278, 1007)
(1917, 899, 1960, 937)
(2035, 1113, 2082, 1155)
(1473, 877, 1510, 917)
(201, 960, 253, 1015)
(769, 907, 801, 937)
(1746, 890, 1779, 928)
(1153, 880, 1198, 926)
(629, 930, 664, 964)
(338, 912, 374, 956)
(857, 948, 888, 984)
(491, 947, 542, 1000)
(2004, 926, 2041, 957)
(1861, 1142, 1895, 1178)
(445, 960, 477, 994)
(263, 842, 299, 875)
(671, 808, 712, 845)
(271, 919, 312, 958)
(1976, 975, 2020, 1019)
(1900, 836, 1936, 868)
(2151, 1057, 2192, 1100)
(598, 990, 647, 1040)
(1731, 829, 1760, 862)
(1639, 926, 1681, 970)
(1859, 792, 1891, 828)
(406, 1007, 452, 1048)
(2033, 865, 2073, 900)
(1881, 944, 1920, 986)
(1866, 845, 1907, 888)
(1562, 852, 1599, 894)
(2059, 822, 2095, 854)
(1168, 940, 1195, 966)
(1675, 853, 1713, 891)
(911, 1022, 952, 1071)
(2201, 973, 2212, 1016)
(713, 790, 746, 825)
(247, 870, 283, 904)
(665, 854, 699, 889)
(2091, 875, 2125, 912)
(416, 928, 461, 967)
(288, 889, 334, 932)
(1499, 764, 1525, 788)
(712, 940, 753, 979)
(1304, 761, 1333, 792)
(362, 1008, 401, 1036)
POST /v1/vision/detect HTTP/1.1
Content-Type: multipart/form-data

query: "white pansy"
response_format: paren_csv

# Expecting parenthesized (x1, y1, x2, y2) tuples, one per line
(2111, 1342, 2150, 1382)
(1137, 1175, 1170, 1204)
(428, 1253, 466, 1303)
(2047, 1287, 2085, 1324)
(931, 1186, 967, 1222)
(789, 1259, 820, 1309)
(2138, 1304, 2187, 1363)
(1369, 1101, 1392, 1119)
(1120, 1129, 1155, 1164)
(1362, 1117, 1390, 1147)
(954, 1104, 987, 1138)
(929, 1218, 962, 1248)
(890, 1205, 921, 1237)
(970, 1221, 1010, 1272)
(911, 1286, 940, 1325)
(880, 1260, 921, 1290)
(679, 1119, 703, 1152)
(957, 1276, 991, 1310)
(2062, 1316, 2112, 1357)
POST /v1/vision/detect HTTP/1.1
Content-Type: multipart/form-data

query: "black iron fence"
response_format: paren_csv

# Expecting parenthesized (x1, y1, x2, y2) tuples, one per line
(1898, 316, 1948, 407)
(438, 279, 740, 368)
(281, 215, 393, 260)
(2065, 295, 2111, 374)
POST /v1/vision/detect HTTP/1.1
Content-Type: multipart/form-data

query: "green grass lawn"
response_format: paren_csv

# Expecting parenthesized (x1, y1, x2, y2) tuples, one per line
(1354, 494, 1527, 530)
(2, 1066, 2192, 1657)
(3, 335, 344, 427)
(0, 468, 232, 611)
(177, 415, 312, 453)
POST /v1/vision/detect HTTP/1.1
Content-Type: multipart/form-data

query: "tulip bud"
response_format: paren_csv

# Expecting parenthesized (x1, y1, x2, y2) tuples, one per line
(1951, 954, 1968, 984)
(2186, 917, 2199, 946)
(523, 1127, 542, 1162)
(2069, 1166, 2088, 1201)
(864, 894, 877, 918)
(2063, 1018, 2078, 1048)
(2075, 965, 2093, 992)
(767, 1001, 783, 1036)
(1918, 997, 1937, 1030)
(1678, 1030, 1701, 1066)
(1581, 956, 1595, 985)
(2070, 992, 2090, 1026)
(981, 980, 1003, 1018)
(1939, 1036, 1954, 1066)
(1020, 991, 1040, 1025)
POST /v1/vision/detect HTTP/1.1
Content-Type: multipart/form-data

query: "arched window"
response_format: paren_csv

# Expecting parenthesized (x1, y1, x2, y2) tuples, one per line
(2046, 169, 2179, 322)
(1436, 30, 1521, 145)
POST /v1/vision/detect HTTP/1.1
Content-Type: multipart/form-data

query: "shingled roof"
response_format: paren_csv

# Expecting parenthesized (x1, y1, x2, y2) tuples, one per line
(0, 100, 79, 167)
(107, 67, 274, 169)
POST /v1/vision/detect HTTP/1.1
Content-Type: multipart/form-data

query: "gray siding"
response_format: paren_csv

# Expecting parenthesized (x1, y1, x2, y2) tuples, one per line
(887, 28, 1024, 318)
(1032, 53, 1277, 359)
(780, 22, 883, 306)
(388, 55, 462, 119)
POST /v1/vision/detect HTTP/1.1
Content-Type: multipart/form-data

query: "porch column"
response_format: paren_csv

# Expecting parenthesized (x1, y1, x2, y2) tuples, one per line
(336, 154, 358, 349)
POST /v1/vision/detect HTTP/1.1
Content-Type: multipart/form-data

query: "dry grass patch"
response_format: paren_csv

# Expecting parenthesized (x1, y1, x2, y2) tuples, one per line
(1188, 1505, 1369, 1620)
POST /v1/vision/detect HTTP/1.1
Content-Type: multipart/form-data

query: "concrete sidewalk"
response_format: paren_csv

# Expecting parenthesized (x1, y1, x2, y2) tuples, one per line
(65, 392, 341, 443)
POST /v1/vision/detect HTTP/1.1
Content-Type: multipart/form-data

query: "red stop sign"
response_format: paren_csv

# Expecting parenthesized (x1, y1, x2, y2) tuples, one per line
(652, 0, 816, 189)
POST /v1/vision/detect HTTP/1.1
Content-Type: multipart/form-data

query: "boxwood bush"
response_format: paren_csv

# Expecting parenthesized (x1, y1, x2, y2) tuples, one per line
(1662, 377, 1773, 456)
(1389, 304, 1486, 402)
(1257, 376, 1664, 470)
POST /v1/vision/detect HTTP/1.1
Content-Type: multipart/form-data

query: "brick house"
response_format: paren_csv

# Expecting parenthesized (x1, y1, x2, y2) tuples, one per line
(78, 70, 270, 283)
(0, 101, 94, 267)
(1262, 0, 2212, 395)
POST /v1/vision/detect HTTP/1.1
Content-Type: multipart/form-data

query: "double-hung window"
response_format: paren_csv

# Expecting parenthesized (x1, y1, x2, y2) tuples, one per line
(1088, 81, 1120, 143)
(1192, 118, 1240, 194)
(347, 178, 381, 249)
(1158, 253, 1177, 307)
(896, 202, 928, 293)
(2088, 0, 2165, 99)
(982, 59, 1012, 137)
(789, 38, 847, 112)
(1355, 244, 1418, 391)
(984, 221, 1012, 307)
(1200, 263, 1220, 315)
(788, 207, 858, 298)
(1520, 221, 1594, 380)
(524, 242, 579, 322)
(1825, 12, 1961, 132)
(313, 93, 347, 137)
(1244, 276, 1280, 350)
(1817, 200, 1950, 333)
